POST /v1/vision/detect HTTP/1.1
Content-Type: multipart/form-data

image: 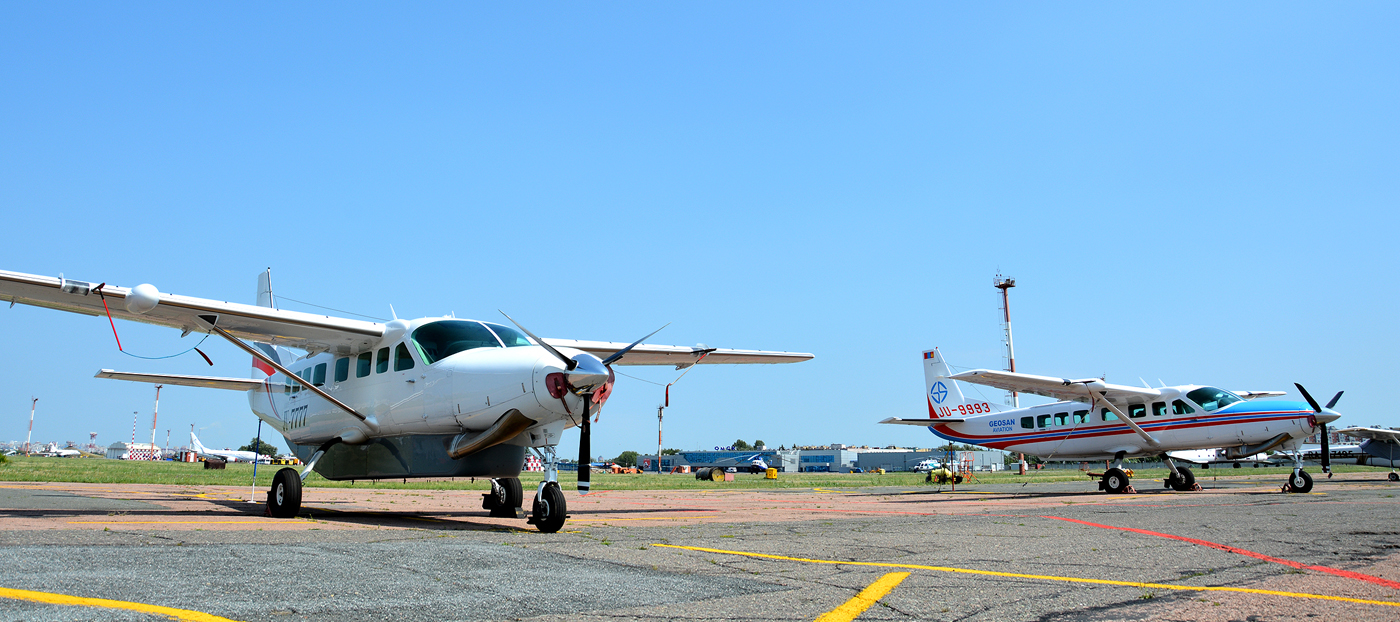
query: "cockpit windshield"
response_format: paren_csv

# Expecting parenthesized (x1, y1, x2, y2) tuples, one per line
(482, 322, 533, 347)
(1186, 387, 1242, 412)
(411, 321, 503, 365)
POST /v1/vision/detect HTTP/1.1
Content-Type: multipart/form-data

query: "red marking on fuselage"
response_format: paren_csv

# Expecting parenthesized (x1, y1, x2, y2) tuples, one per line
(253, 359, 274, 376)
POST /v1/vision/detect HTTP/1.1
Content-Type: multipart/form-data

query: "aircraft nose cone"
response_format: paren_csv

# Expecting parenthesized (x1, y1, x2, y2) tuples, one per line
(565, 354, 609, 394)
(1319, 409, 1342, 424)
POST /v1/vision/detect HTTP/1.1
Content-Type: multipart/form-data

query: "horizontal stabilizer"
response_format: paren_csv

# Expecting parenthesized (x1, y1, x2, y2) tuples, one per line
(879, 417, 964, 426)
(95, 369, 273, 392)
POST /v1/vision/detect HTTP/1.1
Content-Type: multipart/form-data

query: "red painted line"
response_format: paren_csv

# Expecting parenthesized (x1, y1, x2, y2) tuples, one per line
(1044, 516, 1400, 590)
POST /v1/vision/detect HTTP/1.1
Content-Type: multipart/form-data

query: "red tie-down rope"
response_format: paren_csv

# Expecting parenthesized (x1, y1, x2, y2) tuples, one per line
(94, 284, 213, 365)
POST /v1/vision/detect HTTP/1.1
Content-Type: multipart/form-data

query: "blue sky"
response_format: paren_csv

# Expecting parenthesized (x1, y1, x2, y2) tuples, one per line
(2, 3, 1396, 459)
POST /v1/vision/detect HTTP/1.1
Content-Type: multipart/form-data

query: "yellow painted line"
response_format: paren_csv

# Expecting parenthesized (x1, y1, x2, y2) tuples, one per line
(654, 544, 1400, 609)
(812, 488, 859, 494)
(0, 586, 242, 621)
(815, 572, 910, 622)
(68, 521, 284, 525)
(576, 515, 719, 522)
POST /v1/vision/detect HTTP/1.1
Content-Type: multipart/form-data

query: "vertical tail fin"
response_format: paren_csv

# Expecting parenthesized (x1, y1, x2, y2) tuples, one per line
(250, 269, 280, 377)
(923, 348, 1005, 418)
(190, 430, 208, 454)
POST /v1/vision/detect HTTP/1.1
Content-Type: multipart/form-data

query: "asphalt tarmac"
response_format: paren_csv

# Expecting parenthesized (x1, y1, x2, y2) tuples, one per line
(1, 471, 1398, 621)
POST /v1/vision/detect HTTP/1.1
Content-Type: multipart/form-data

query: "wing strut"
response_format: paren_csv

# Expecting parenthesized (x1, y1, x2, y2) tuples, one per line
(199, 315, 378, 432)
(1088, 389, 1160, 448)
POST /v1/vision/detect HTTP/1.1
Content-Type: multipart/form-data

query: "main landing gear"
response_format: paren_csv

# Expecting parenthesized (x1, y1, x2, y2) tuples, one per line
(482, 477, 525, 518)
(525, 445, 568, 533)
(1097, 452, 1137, 494)
(1161, 455, 1199, 492)
(267, 439, 338, 518)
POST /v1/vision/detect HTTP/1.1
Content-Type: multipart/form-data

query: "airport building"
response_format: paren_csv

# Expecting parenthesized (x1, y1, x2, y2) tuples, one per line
(637, 446, 1007, 473)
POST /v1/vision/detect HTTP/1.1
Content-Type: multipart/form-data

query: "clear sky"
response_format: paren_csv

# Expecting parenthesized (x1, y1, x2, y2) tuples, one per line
(2, 3, 1396, 459)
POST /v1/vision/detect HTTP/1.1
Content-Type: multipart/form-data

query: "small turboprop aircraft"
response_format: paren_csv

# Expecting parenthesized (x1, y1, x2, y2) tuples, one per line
(881, 348, 1341, 494)
(0, 268, 811, 532)
(37, 442, 80, 458)
(190, 429, 266, 463)
(1335, 427, 1400, 479)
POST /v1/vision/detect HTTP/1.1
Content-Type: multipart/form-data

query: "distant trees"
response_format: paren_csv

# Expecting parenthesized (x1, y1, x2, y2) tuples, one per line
(732, 440, 752, 451)
(613, 451, 639, 467)
(660, 448, 680, 455)
(753, 440, 766, 449)
(238, 438, 279, 456)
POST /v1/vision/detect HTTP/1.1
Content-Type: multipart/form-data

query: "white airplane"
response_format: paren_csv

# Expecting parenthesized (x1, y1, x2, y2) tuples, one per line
(190, 429, 264, 463)
(36, 442, 80, 458)
(0, 268, 811, 531)
(881, 348, 1342, 494)
(1335, 427, 1400, 478)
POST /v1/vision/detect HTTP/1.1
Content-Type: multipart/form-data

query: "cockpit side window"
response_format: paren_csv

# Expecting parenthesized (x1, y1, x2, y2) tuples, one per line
(483, 322, 533, 347)
(395, 343, 415, 371)
(1186, 387, 1241, 412)
(412, 321, 504, 365)
(1173, 399, 1195, 415)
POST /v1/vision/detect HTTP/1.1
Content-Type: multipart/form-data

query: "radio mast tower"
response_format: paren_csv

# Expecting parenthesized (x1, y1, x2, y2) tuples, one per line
(994, 274, 1018, 408)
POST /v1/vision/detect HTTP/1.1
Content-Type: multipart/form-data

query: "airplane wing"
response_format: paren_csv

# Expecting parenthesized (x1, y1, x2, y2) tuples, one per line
(0, 269, 383, 355)
(1234, 391, 1286, 400)
(542, 338, 813, 366)
(950, 369, 1161, 403)
(95, 370, 274, 391)
(1337, 427, 1400, 444)
(879, 417, 966, 425)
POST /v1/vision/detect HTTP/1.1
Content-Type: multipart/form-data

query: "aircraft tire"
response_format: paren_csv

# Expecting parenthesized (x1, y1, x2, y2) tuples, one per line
(1287, 469, 1314, 493)
(268, 468, 302, 518)
(1233, 462, 1242, 469)
(1102, 468, 1130, 494)
(532, 483, 567, 533)
(484, 478, 524, 517)
(1170, 467, 1196, 492)
(1389, 472, 1399, 482)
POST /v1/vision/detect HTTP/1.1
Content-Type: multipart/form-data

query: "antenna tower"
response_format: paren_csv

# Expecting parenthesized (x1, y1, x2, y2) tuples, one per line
(994, 274, 1018, 408)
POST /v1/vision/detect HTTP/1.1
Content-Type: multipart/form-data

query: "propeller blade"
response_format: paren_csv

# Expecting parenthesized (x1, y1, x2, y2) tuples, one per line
(1294, 383, 1323, 413)
(1325, 391, 1344, 409)
(1320, 421, 1331, 473)
(578, 398, 591, 495)
(500, 311, 576, 370)
(600, 323, 670, 367)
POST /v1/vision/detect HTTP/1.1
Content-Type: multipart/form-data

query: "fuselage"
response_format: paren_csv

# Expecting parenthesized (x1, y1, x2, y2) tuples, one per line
(924, 385, 1340, 460)
(240, 317, 592, 479)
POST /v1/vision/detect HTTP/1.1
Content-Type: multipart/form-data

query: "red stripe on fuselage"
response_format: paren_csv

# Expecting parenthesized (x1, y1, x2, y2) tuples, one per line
(933, 412, 1308, 450)
(253, 359, 274, 376)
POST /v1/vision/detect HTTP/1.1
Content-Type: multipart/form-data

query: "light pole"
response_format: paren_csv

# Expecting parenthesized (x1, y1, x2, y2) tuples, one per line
(24, 398, 37, 456)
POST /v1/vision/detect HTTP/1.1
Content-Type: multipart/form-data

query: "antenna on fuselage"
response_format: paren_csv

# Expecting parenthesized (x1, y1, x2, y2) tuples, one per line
(389, 304, 398, 320)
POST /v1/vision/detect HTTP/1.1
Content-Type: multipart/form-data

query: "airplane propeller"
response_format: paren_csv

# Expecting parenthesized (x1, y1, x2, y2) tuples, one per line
(500, 312, 666, 495)
(1295, 383, 1343, 476)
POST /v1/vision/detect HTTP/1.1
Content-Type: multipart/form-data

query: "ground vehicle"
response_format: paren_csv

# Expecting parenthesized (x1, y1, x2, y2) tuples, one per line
(912, 459, 941, 472)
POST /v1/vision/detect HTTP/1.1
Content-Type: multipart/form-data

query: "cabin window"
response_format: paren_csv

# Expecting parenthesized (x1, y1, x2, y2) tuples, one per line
(1037, 414, 1051, 428)
(334, 357, 349, 383)
(483, 322, 533, 347)
(1186, 387, 1241, 412)
(357, 352, 372, 378)
(312, 363, 327, 387)
(1054, 412, 1069, 426)
(1020, 416, 1033, 429)
(1152, 401, 1168, 416)
(1073, 410, 1089, 424)
(394, 343, 415, 371)
(411, 320, 504, 365)
(1173, 399, 1195, 415)
(376, 347, 390, 374)
(1128, 404, 1146, 419)
(1101, 408, 1118, 421)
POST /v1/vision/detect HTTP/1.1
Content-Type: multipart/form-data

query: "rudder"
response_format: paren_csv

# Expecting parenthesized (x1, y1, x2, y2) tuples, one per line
(923, 348, 1004, 418)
